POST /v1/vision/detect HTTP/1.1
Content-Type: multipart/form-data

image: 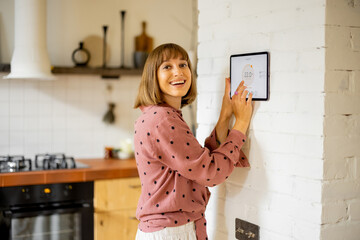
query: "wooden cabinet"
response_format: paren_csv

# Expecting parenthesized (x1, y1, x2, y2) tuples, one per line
(94, 177, 141, 240)
(95, 210, 139, 240)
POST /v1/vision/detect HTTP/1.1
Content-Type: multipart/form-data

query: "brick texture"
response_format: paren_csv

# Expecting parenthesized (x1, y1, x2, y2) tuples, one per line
(197, 0, 360, 239)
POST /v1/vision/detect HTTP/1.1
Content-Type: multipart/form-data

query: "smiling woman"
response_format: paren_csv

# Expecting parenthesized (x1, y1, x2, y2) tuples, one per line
(132, 43, 253, 240)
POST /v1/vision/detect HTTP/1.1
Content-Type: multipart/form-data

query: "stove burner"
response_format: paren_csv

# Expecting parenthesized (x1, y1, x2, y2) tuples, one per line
(0, 155, 32, 172)
(35, 153, 76, 170)
(0, 153, 84, 173)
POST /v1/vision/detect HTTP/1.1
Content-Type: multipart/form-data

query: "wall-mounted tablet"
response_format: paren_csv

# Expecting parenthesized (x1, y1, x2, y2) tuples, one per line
(230, 52, 269, 100)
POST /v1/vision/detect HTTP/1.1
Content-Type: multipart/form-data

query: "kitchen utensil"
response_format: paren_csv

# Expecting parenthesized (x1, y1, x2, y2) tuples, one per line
(103, 102, 116, 124)
(133, 21, 153, 69)
(102, 25, 108, 68)
(135, 21, 153, 52)
(120, 10, 126, 68)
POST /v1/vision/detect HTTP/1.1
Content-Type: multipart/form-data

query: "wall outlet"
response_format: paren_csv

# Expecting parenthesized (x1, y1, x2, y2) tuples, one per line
(235, 218, 259, 240)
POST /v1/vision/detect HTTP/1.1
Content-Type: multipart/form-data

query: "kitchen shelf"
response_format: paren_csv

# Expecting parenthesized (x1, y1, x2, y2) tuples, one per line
(0, 64, 143, 78)
(52, 66, 143, 77)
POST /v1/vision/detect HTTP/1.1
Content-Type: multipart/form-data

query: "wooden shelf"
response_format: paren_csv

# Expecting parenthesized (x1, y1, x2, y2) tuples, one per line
(0, 64, 143, 78)
(52, 66, 143, 76)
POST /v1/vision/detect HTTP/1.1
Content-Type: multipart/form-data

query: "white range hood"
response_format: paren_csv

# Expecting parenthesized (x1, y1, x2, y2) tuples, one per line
(4, 0, 55, 80)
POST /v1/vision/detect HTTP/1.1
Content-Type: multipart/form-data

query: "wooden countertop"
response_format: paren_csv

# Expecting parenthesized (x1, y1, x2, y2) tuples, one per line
(0, 158, 138, 187)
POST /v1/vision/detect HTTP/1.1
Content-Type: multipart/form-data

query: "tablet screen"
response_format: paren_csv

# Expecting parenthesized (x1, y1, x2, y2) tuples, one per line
(230, 52, 269, 100)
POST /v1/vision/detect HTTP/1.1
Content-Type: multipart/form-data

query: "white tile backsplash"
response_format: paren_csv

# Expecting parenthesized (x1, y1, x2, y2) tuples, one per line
(52, 132, 67, 154)
(24, 83, 39, 102)
(0, 130, 9, 146)
(52, 116, 66, 130)
(9, 116, 24, 131)
(0, 87, 10, 102)
(38, 102, 53, 117)
(52, 100, 67, 116)
(38, 89, 54, 103)
(38, 117, 53, 131)
(9, 131, 24, 154)
(0, 116, 9, 131)
(24, 102, 39, 117)
(23, 130, 39, 156)
(0, 75, 144, 158)
(67, 89, 81, 103)
(9, 80, 24, 102)
(9, 102, 24, 116)
(0, 103, 9, 116)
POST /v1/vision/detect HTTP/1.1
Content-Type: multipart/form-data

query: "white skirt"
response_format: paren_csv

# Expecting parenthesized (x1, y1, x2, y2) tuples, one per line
(135, 221, 197, 240)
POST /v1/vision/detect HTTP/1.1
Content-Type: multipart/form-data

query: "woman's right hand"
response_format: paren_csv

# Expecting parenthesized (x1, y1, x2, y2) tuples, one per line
(231, 80, 253, 134)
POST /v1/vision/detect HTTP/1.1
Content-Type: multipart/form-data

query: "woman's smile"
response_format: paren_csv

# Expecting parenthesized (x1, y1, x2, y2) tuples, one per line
(170, 79, 186, 86)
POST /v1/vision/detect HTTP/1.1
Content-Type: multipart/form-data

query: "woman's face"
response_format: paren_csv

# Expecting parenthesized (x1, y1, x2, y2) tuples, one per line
(157, 57, 192, 101)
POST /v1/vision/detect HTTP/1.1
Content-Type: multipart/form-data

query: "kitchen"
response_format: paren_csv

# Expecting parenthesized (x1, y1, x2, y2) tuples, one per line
(0, 0, 197, 239)
(2, 0, 360, 239)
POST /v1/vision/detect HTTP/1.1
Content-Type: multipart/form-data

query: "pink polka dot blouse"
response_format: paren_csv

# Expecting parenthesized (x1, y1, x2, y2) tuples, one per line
(134, 103, 250, 240)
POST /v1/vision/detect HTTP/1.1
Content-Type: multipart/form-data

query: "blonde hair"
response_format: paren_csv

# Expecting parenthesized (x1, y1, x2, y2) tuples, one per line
(134, 43, 197, 109)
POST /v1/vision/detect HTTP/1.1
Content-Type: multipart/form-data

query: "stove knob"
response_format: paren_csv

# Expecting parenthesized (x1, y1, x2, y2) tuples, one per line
(21, 188, 30, 199)
(44, 188, 51, 194)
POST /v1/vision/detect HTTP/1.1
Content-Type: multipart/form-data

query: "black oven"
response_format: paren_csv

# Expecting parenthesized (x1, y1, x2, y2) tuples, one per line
(0, 181, 93, 240)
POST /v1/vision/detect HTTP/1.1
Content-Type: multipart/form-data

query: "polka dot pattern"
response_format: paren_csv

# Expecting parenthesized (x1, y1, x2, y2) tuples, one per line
(133, 104, 249, 240)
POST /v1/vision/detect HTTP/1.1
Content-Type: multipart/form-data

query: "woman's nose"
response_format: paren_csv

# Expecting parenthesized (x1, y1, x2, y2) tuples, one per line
(173, 66, 183, 76)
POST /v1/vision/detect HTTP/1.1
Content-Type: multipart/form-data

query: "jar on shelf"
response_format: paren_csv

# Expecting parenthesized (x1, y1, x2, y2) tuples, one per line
(72, 42, 91, 67)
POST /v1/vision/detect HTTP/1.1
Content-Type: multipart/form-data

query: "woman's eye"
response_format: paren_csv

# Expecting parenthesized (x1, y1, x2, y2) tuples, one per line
(163, 65, 171, 70)
(180, 63, 188, 68)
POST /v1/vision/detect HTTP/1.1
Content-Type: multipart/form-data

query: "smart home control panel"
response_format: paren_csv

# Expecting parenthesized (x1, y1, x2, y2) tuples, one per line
(230, 52, 269, 101)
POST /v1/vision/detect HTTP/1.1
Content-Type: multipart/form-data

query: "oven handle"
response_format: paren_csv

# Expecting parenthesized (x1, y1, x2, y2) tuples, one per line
(5, 202, 92, 219)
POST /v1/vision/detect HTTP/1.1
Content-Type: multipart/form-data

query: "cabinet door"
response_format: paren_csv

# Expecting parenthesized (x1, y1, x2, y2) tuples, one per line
(95, 210, 139, 240)
(95, 177, 141, 211)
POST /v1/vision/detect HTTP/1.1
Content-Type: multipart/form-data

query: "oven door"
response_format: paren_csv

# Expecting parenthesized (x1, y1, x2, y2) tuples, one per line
(0, 202, 93, 240)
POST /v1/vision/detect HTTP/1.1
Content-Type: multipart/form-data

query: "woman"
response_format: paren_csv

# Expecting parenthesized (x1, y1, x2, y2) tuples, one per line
(133, 43, 253, 240)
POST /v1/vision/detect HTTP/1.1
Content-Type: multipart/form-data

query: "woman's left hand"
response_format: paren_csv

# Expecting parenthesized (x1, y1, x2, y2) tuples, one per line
(219, 77, 234, 121)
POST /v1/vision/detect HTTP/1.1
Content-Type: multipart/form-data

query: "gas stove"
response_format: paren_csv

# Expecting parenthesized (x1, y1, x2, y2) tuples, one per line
(0, 154, 89, 173)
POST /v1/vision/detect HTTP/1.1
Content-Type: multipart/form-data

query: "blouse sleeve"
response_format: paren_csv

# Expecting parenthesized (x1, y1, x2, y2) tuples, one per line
(204, 128, 218, 152)
(204, 128, 250, 168)
(144, 114, 249, 187)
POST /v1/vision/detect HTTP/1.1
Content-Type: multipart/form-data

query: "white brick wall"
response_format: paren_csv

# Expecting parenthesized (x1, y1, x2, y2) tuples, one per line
(323, 0, 360, 236)
(198, 0, 359, 239)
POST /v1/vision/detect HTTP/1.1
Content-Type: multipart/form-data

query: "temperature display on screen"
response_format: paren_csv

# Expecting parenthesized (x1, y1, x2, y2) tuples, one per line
(230, 52, 268, 100)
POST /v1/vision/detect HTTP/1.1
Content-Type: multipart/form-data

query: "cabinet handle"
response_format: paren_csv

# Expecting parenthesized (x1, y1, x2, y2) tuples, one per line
(128, 184, 141, 189)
